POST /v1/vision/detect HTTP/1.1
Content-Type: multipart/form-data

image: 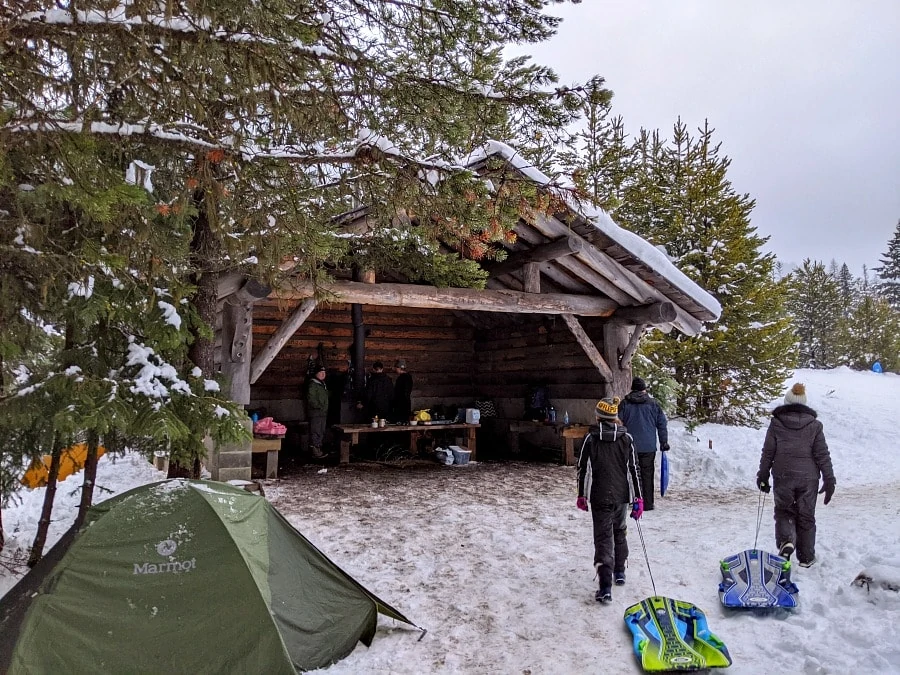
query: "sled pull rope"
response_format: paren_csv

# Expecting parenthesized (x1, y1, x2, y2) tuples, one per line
(753, 491, 767, 550)
(635, 519, 657, 597)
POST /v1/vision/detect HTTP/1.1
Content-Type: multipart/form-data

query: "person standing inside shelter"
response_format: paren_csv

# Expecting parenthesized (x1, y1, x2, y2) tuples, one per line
(360, 361, 393, 420)
(617, 377, 669, 510)
(306, 364, 328, 459)
(391, 359, 413, 423)
(576, 397, 643, 603)
(756, 382, 835, 567)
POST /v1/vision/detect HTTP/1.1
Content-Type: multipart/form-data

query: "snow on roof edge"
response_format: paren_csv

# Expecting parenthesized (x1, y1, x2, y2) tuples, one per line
(463, 140, 722, 320)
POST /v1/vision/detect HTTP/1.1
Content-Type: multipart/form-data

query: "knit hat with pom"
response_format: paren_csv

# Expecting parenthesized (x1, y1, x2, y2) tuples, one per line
(784, 382, 807, 406)
(595, 396, 621, 420)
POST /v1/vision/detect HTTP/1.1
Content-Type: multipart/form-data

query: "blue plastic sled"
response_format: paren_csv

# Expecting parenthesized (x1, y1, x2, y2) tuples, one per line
(624, 596, 732, 671)
(660, 452, 669, 497)
(718, 549, 799, 609)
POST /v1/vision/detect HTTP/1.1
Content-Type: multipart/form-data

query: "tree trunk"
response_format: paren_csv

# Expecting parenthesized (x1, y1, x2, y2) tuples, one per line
(28, 439, 63, 567)
(74, 432, 100, 529)
(169, 190, 220, 480)
(187, 196, 220, 377)
(1, 505, 5, 553)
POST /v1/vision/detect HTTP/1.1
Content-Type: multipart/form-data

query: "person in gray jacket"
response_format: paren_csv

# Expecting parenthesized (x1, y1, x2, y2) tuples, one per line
(617, 378, 668, 510)
(757, 382, 836, 568)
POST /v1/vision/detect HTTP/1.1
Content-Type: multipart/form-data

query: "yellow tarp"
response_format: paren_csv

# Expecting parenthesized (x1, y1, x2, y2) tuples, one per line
(20, 444, 107, 489)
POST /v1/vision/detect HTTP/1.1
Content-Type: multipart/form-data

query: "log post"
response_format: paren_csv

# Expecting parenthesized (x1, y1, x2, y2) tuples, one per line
(602, 322, 632, 398)
(523, 263, 540, 294)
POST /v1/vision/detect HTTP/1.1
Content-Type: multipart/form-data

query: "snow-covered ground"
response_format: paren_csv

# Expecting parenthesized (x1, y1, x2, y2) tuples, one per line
(2, 368, 899, 674)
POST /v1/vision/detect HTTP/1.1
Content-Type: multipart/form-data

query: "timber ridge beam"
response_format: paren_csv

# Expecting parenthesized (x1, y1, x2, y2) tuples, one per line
(274, 280, 619, 316)
(487, 236, 584, 278)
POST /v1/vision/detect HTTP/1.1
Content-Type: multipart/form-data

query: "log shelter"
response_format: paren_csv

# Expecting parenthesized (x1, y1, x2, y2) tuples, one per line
(210, 142, 720, 480)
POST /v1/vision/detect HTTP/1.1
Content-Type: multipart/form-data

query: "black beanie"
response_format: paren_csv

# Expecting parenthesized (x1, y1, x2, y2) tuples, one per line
(631, 377, 646, 392)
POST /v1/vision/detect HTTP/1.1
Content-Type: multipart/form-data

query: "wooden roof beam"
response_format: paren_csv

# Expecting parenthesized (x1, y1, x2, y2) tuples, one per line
(487, 236, 584, 278)
(612, 302, 677, 325)
(274, 280, 618, 317)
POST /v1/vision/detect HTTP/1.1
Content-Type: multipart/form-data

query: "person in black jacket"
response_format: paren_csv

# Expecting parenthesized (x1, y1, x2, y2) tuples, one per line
(618, 377, 668, 510)
(391, 359, 413, 423)
(757, 382, 835, 567)
(359, 361, 393, 420)
(576, 397, 643, 603)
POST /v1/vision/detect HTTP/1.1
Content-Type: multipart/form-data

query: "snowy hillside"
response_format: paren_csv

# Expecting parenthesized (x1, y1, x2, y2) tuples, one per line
(2, 368, 899, 674)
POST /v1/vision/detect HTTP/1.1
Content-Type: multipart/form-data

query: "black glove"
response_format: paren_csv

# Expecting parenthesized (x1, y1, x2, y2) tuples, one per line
(756, 471, 770, 493)
(660, 443, 670, 452)
(819, 480, 835, 505)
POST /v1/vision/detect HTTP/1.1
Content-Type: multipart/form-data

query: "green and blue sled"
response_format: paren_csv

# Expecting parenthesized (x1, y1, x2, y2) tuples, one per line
(624, 596, 732, 672)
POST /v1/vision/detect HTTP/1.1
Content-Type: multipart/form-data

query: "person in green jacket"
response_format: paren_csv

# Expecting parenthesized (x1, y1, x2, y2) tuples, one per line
(306, 365, 329, 458)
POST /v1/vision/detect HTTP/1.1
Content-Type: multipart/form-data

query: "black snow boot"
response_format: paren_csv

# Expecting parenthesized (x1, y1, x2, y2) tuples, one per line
(614, 570, 626, 586)
(778, 542, 794, 561)
(595, 587, 612, 603)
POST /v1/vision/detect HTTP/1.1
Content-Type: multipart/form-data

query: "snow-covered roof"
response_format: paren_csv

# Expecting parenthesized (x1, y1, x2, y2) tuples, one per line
(463, 141, 722, 328)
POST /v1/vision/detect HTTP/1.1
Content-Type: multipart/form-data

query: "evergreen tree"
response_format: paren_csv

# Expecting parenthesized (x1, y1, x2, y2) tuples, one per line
(874, 219, 900, 309)
(2, 2, 588, 514)
(841, 295, 900, 371)
(834, 262, 857, 317)
(786, 260, 842, 368)
(557, 77, 634, 215)
(618, 120, 796, 426)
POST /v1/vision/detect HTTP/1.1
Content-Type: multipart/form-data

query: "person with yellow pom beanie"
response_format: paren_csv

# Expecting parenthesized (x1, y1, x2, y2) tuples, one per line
(757, 382, 836, 568)
(576, 397, 643, 603)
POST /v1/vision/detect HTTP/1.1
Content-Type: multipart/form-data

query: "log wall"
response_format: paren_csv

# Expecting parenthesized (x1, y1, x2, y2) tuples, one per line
(472, 315, 609, 422)
(249, 301, 476, 417)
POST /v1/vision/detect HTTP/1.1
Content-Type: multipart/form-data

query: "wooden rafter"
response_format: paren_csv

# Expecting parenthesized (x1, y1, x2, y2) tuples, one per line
(487, 236, 584, 278)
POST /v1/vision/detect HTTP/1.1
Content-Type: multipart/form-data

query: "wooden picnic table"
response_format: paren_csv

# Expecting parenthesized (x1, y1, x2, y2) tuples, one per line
(332, 422, 479, 464)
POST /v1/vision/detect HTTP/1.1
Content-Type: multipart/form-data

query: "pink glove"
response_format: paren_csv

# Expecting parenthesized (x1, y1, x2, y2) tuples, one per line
(630, 498, 644, 520)
(576, 496, 588, 511)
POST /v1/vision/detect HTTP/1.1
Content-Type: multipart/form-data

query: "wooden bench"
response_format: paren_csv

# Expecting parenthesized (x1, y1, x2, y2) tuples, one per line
(332, 423, 479, 464)
(490, 419, 590, 466)
(251, 437, 282, 478)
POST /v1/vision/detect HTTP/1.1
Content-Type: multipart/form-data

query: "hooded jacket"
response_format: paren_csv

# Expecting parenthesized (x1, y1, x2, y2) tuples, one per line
(758, 403, 835, 484)
(618, 390, 668, 454)
(577, 422, 642, 506)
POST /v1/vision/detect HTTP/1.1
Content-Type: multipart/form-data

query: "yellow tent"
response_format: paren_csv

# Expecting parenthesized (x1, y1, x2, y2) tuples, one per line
(20, 444, 107, 489)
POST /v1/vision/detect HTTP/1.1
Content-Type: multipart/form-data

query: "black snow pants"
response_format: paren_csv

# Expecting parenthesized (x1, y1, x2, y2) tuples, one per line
(773, 475, 820, 563)
(590, 503, 629, 589)
(637, 452, 656, 508)
(308, 412, 327, 450)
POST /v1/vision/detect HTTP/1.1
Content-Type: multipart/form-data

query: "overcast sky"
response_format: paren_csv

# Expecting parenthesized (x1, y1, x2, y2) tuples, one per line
(520, 1, 900, 274)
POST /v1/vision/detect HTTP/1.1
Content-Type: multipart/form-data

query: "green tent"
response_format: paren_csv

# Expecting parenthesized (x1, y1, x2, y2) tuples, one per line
(0, 479, 416, 673)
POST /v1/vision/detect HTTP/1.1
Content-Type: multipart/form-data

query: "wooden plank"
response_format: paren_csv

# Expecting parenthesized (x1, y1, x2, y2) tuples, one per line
(274, 280, 618, 317)
(560, 314, 613, 383)
(249, 298, 317, 384)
